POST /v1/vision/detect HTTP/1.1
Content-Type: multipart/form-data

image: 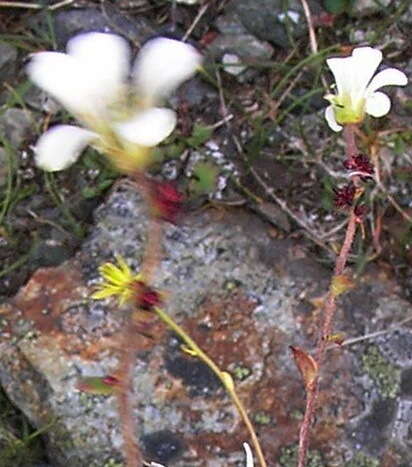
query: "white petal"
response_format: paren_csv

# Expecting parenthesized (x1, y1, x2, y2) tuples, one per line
(27, 52, 96, 115)
(243, 443, 254, 467)
(326, 56, 353, 98)
(133, 37, 202, 103)
(327, 47, 382, 103)
(365, 91, 391, 117)
(366, 68, 408, 94)
(67, 32, 130, 104)
(350, 47, 382, 100)
(324, 105, 342, 132)
(34, 125, 97, 171)
(114, 107, 176, 146)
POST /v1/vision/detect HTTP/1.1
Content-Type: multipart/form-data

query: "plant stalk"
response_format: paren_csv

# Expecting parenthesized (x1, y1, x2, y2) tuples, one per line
(297, 124, 359, 467)
(154, 306, 267, 467)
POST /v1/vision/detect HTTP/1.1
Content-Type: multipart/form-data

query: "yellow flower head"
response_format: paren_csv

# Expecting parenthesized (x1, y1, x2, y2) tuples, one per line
(92, 256, 141, 306)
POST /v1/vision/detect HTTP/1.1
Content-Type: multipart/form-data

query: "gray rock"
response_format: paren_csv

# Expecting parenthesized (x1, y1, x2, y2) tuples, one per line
(0, 108, 33, 148)
(206, 32, 273, 65)
(24, 86, 62, 115)
(231, 0, 322, 49)
(0, 41, 18, 85)
(27, 4, 155, 49)
(349, 0, 392, 17)
(1, 185, 412, 465)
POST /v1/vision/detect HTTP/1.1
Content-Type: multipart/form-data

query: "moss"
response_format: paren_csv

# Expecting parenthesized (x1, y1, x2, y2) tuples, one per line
(345, 452, 379, 467)
(362, 345, 400, 398)
(278, 444, 325, 467)
(232, 365, 252, 381)
(253, 411, 272, 425)
(103, 459, 124, 467)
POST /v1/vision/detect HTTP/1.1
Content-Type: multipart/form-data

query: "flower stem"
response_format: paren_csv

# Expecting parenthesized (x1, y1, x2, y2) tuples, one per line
(297, 124, 359, 467)
(116, 319, 143, 467)
(115, 171, 161, 467)
(154, 306, 268, 467)
(343, 124, 358, 160)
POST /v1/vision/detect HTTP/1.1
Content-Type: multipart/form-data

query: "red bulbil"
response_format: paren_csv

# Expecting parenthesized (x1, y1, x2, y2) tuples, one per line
(151, 181, 184, 223)
(134, 281, 162, 311)
(343, 154, 374, 175)
(354, 204, 369, 222)
(102, 375, 120, 386)
(334, 183, 356, 208)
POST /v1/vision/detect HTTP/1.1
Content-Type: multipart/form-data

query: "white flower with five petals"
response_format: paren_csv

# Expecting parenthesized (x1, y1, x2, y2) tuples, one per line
(27, 33, 202, 172)
(324, 47, 407, 132)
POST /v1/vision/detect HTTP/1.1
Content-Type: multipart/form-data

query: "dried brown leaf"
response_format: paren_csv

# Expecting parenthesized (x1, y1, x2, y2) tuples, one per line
(290, 346, 318, 392)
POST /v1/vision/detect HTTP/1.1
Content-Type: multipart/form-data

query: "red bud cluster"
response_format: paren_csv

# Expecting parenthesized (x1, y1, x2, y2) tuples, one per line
(134, 281, 162, 311)
(343, 154, 374, 175)
(151, 181, 184, 223)
(334, 183, 356, 208)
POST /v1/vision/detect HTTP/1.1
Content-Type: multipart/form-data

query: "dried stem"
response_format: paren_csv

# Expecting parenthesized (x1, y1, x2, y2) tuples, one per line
(154, 307, 267, 467)
(297, 125, 359, 467)
(0, 0, 74, 9)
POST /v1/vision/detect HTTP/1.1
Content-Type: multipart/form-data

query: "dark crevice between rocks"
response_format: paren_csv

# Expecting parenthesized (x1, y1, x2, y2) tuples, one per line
(164, 334, 222, 397)
(0, 387, 49, 467)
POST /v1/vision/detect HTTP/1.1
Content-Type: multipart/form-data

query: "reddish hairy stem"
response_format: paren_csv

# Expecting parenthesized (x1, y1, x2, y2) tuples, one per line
(116, 322, 143, 467)
(297, 125, 359, 467)
(343, 124, 359, 160)
(115, 171, 163, 467)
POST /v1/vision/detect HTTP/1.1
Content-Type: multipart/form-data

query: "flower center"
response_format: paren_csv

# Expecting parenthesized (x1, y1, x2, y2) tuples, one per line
(327, 92, 366, 125)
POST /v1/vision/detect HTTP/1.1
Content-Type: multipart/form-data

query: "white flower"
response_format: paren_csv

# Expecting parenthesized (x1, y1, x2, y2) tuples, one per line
(324, 47, 407, 132)
(27, 32, 202, 171)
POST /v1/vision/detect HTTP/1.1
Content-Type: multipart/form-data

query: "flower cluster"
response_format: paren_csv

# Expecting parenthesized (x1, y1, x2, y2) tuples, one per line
(27, 33, 202, 172)
(334, 182, 356, 208)
(324, 47, 407, 131)
(92, 256, 161, 311)
(343, 154, 374, 175)
(92, 256, 142, 306)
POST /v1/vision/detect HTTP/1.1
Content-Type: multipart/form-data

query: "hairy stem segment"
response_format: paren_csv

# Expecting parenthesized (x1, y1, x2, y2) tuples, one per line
(154, 306, 268, 467)
(115, 173, 163, 467)
(116, 318, 143, 467)
(297, 125, 359, 467)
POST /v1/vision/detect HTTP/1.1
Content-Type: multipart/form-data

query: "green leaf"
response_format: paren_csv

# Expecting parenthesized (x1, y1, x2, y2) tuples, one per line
(76, 376, 119, 395)
(322, 0, 351, 14)
(190, 162, 219, 194)
(81, 179, 113, 199)
(186, 124, 213, 148)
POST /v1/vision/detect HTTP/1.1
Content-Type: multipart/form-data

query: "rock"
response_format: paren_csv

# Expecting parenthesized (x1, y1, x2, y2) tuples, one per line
(349, 0, 391, 17)
(209, 2, 274, 74)
(1, 185, 412, 465)
(0, 108, 33, 148)
(24, 87, 62, 115)
(231, 0, 322, 49)
(178, 77, 218, 108)
(176, 0, 200, 4)
(206, 32, 273, 67)
(222, 53, 248, 76)
(27, 4, 155, 49)
(0, 41, 18, 85)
